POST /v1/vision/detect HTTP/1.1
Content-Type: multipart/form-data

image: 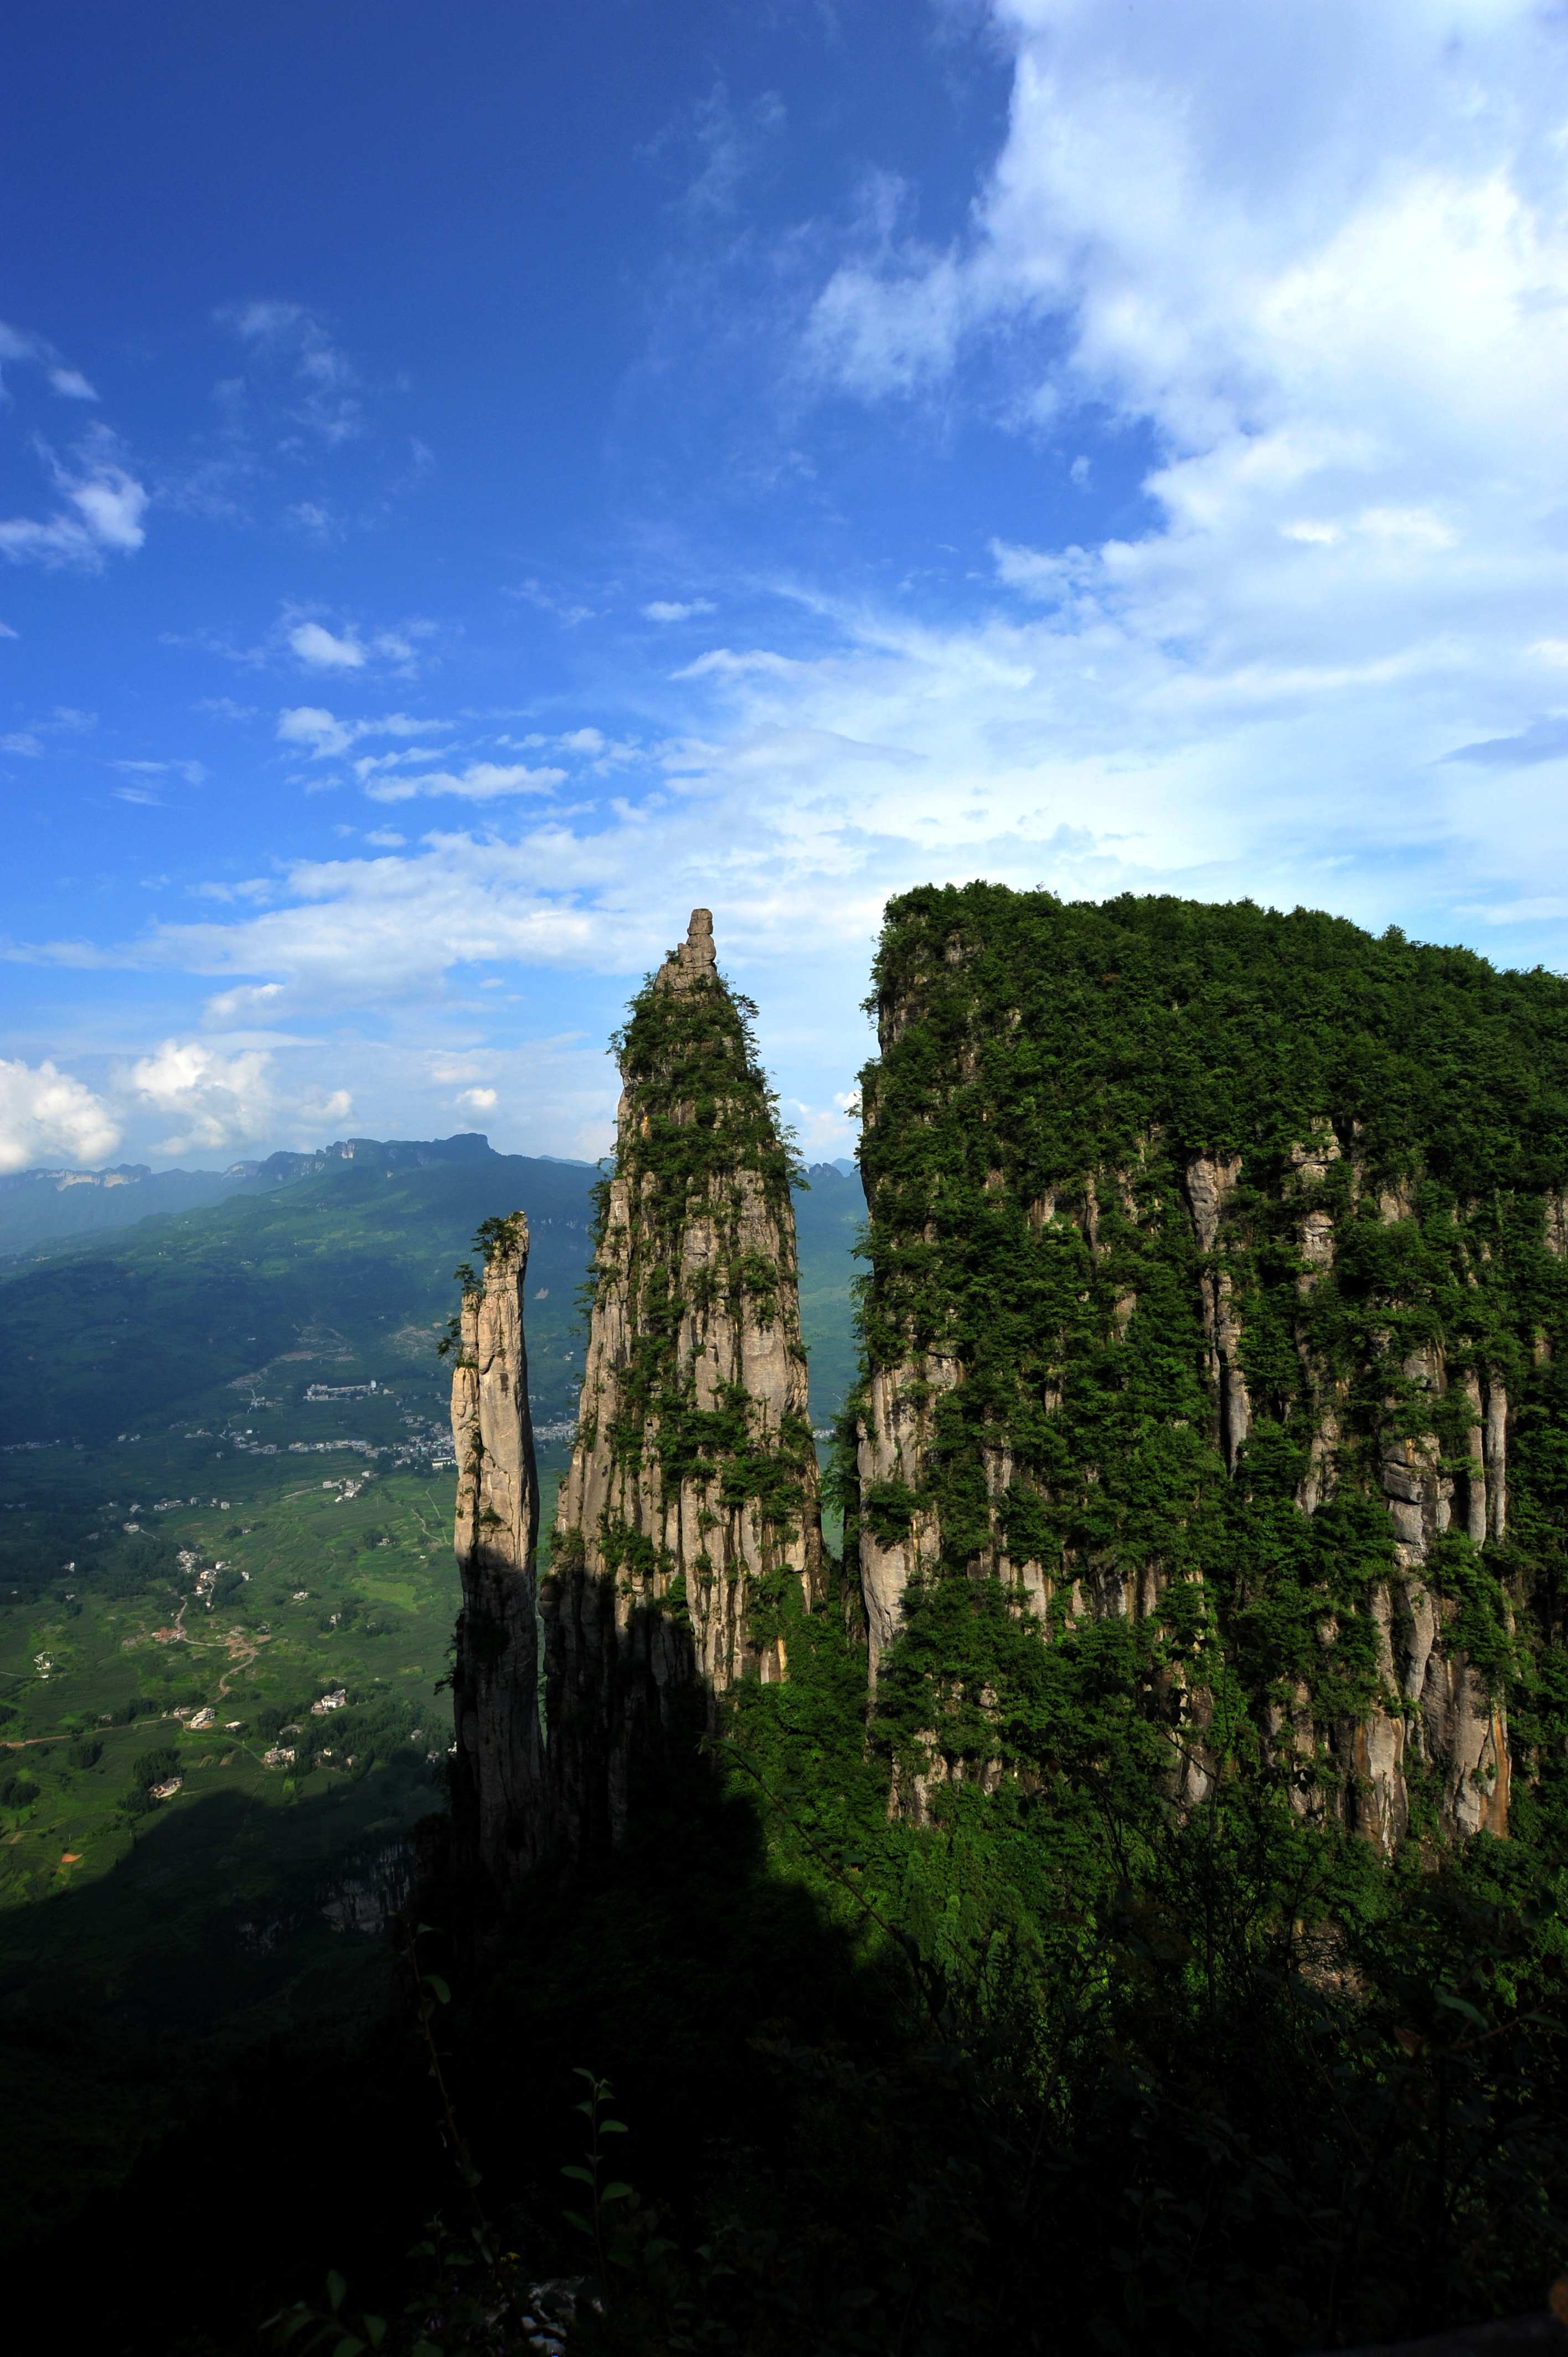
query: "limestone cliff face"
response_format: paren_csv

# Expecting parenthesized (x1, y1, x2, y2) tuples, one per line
(550, 910, 823, 1844)
(852, 885, 1568, 1847)
(446, 918, 822, 1895)
(448, 1212, 546, 1894)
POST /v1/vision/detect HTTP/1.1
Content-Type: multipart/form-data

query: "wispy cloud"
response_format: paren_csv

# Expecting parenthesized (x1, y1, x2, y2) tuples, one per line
(0, 320, 98, 402)
(112, 757, 208, 787)
(503, 577, 596, 626)
(673, 647, 801, 680)
(216, 299, 363, 446)
(0, 424, 148, 569)
(363, 760, 566, 805)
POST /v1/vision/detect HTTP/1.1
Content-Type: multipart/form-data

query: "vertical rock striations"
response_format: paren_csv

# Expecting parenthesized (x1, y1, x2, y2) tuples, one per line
(448, 1212, 546, 1900)
(446, 918, 823, 1902)
(851, 885, 1568, 1847)
(549, 909, 823, 1846)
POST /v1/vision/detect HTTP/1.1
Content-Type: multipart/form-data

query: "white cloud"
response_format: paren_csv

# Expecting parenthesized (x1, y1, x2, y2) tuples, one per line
(202, 981, 286, 1023)
(276, 706, 447, 760)
(128, 1038, 279, 1154)
(288, 621, 365, 670)
(363, 760, 566, 804)
(112, 758, 207, 786)
(0, 732, 42, 756)
(0, 427, 148, 569)
(643, 599, 716, 621)
(0, 1057, 121, 1172)
(277, 705, 352, 756)
(673, 647, 801, 680)
(458, 1086, 497, 1111)
(18, 8, 1568, 1144)
(280, 614, 431, 675)
(0, 322, 97, 403)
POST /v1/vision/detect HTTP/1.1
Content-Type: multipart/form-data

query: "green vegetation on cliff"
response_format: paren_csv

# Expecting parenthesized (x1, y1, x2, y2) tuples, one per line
(556, 939, 820, 1631)
(851, 884, 1568, 1839)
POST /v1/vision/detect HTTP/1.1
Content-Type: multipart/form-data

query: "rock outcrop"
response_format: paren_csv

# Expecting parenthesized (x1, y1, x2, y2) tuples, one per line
(850, 884, 1567, 1846)
(448, 915, 823, 1898)
(549, 908, 823, 1846)
(448, 1212, 548, 1896)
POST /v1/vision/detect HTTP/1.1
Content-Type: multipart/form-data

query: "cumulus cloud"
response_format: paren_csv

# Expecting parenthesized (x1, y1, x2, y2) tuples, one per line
(0, 1057, 121, 1172)
(288, 621, 365, 670)
(128, 1038, 279, 1154)
(458, 1086, 498, 1110)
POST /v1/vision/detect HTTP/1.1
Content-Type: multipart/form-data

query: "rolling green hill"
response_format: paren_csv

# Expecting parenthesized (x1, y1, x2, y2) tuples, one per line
(0, 1141, 861, 1448)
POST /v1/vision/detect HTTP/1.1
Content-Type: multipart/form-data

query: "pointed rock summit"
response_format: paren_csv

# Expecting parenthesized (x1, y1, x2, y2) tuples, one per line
(550, 907, 823, 1837)
(448, 914, 823, 1898)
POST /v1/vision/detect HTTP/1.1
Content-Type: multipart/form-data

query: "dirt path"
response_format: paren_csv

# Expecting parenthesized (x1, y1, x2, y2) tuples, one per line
(213, 1623, 269, 1701)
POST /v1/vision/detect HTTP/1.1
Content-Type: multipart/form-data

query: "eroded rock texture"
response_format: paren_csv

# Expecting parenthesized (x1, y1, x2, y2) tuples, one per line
(449, 1212, 546, 1895)
(548, 908, 823, 1846)
(852, 885, 1568, 1846)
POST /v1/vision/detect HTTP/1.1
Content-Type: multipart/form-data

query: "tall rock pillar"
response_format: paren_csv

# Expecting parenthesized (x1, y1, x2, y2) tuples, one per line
(550, 908, 824, 1845)
(448, 1212, 546, 1898)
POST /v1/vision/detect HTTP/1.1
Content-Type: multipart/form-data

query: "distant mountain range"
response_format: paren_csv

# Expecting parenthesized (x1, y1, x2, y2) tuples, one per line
(0, 1134, 857, 1259)
(0, 1134, 864, 1443)
(0, 1133, 592, 1257)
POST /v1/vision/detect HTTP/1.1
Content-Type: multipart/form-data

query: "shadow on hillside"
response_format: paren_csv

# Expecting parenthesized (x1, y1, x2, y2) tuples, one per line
(0, 1767, 434, 2299)
(0, 1759, 427, 2031)
(1, 1692, 905, 2357)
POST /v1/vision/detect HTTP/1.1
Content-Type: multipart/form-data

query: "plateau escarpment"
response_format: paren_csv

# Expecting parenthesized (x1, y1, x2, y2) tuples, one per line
(449, 912, 822, 1898)
(850, 884, 1568, 1847)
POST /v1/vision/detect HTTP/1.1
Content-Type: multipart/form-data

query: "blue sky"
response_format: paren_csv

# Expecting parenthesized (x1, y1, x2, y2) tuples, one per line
(5, 0, 1568, 1170)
